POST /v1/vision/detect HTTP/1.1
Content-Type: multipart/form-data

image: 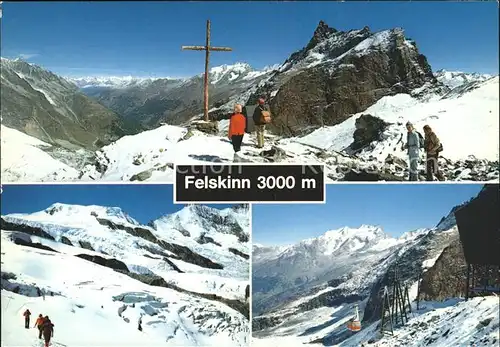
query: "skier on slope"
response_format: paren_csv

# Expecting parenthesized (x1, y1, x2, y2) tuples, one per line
(42, 316, 54, 347)
(23, 309, 31, 329)
(34, 314, 45, 339)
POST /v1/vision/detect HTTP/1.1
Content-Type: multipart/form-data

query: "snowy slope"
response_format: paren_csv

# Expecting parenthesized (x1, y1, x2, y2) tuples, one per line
(2, 203, 250, 299)
(252, 297, 499, 347)
(1, 125, 81, 182)
(1, 58, 125, 150)
(3, 75, 498, 183)
(299, 76, 499, 162)
(1, 235, 249, 347)
(1, 203, 250, 346)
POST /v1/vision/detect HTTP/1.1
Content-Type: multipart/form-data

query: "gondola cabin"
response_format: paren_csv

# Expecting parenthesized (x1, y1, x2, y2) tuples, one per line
(347, 318, 362, 332)
(347, 303, 362, 332)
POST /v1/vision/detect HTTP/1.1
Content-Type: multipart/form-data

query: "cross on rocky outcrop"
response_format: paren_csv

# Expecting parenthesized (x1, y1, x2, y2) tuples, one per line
(182, 20, 232, 121)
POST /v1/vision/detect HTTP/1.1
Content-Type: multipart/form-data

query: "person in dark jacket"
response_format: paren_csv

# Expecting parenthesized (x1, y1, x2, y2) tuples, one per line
(252, 98, 269, 148)
(245, 284, 250, 302)
(228, 104, 246, 162)
(23, 309, 31, 329)
(34, 314, 44, 339)
(42, 316, 54, 347)
(423, 125, 445, 181)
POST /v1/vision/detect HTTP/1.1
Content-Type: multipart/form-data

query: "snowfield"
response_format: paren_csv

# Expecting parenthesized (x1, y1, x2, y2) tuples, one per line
(1, 203, 250, 346)
(2, 75, 498, 183)
(1, 238, 249, 347)
(1, 125, 81, 182)
(299, 76, 499, 162)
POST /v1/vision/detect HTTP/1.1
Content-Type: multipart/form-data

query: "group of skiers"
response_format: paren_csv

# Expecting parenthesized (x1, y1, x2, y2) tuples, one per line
(402, 121, 445, 181)
(227, 97, 271, 161)
(23, 309, 55, 347)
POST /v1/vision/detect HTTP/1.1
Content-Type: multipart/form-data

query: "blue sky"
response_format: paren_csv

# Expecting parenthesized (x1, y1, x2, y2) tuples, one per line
(253, 184, 484, 246)
(2, 2, 498, 77)
(0, 184, 234, 225)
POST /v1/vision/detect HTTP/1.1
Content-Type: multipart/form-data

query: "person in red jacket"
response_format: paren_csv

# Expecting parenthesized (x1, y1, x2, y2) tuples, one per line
(228, 104, 246, 162)
(34, 314, 45, 339)
(23, 309, 31, 329)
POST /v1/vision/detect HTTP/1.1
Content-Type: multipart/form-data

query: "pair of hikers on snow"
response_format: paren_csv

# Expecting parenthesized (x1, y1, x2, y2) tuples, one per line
(402, 121, 444, 181)
(25, 310, 54, 347)
(228, 98, 271, 161)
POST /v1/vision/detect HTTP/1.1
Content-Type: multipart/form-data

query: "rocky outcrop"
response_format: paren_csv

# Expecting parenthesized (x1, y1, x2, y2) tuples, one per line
(252, 22, 438, 136)
(229, 248, 249, 260)
(349, 114, 391, 152)
(189, 120, 219, 135)
(75, 254, 129, 272)
(297, 288, 364, 313)
(96, 217, 224, 270)
(162, 257, 184, 273)
(252, 315, 286, 332)
(78, 240, 95, 251)
(11, 236, 59, 253)
(157, 240, 224, 270)
(1, 218, 55, 240)
(60, 236, 74, 246)
(341, 169, 405, 181)
(197, 233, 222, 247)
(419, 236, 467, 301)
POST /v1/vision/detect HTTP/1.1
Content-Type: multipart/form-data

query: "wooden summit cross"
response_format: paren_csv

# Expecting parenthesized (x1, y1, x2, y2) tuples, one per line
(182, 20, 232, 122)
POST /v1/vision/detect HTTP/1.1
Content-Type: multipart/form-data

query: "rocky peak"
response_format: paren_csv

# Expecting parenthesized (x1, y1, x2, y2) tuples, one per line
(310, 20, 337, 45)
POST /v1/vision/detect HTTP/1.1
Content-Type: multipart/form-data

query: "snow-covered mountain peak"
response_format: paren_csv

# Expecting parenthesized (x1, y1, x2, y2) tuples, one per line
(434, 69, 494, 90)
(276, 225, 392, 259)
(323, 224, 386, 240)
(435, 205, 462, 231)
(209, 62, 253, 84)
(151, 204, 250, 247)
(41, 203, 139, 226)
(398, 228, 430, 241)
(67, 75, 170, 89)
